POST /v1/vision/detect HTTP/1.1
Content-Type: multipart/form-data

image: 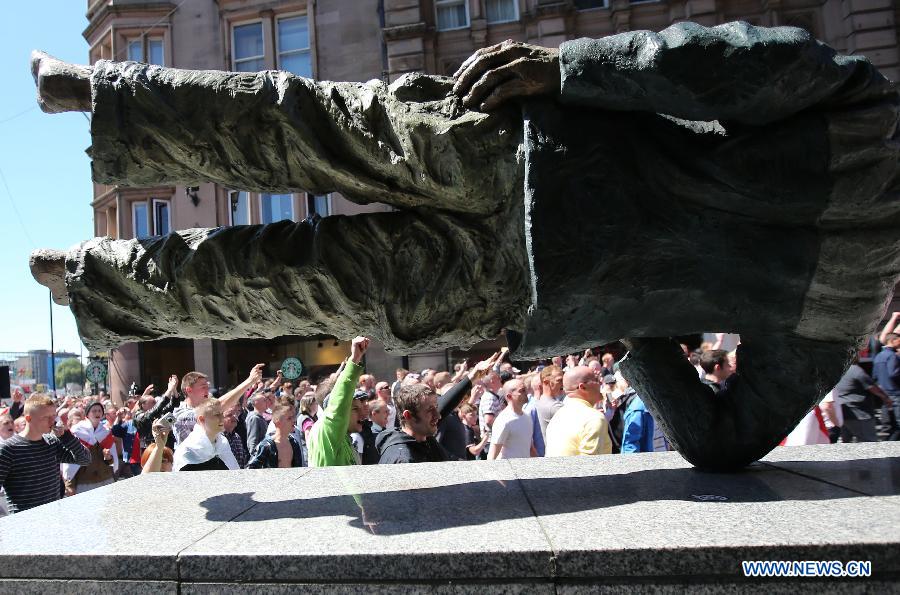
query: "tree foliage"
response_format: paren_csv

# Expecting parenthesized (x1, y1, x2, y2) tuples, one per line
(55, 358, 84, 387)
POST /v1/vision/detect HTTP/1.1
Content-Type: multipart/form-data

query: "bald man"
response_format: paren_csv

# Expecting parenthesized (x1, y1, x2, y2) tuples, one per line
(545, 366, 612, 457)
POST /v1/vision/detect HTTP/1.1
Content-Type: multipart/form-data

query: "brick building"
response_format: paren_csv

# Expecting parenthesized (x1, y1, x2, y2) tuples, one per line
(83, 0, 898, 401)
(383, 0, 897, 81)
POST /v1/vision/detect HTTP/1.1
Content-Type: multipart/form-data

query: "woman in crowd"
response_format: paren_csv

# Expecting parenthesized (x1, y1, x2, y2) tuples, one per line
(64, 400, 117, 493)
(142, 419, 174, 473)
(297, 394, 318, 444)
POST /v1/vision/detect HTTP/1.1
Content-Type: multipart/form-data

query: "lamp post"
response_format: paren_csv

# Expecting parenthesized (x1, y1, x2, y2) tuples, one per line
(49, 290, 56, 393)
(80, 342, 84, 394)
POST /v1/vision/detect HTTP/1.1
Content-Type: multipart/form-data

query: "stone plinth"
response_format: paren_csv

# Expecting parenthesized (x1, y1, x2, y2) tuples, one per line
(0, 443, 897, 592)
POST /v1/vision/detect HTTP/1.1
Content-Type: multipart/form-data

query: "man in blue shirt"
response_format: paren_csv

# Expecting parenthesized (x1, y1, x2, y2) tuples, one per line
(621, 387, 655, 454)
(872, 333, 900, 441)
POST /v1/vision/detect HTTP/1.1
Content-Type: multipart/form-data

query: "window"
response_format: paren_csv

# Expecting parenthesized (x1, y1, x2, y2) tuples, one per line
(277, 16, 312, 77)
(132, 202, 150, 239)
(229, 191, 250, 225)
(260, 193, 294, 223)
(148, 39, 164, 65)
(152, 199, 171, 236)
(436, 0, 469, 31)
(233, 22, 265, 72)
(574, 0, 608, 9)
(307, 193, 331, 218)
(127, 40, 142, 62)
(486, 0, 518, 24)
(126, 37, 164, 65)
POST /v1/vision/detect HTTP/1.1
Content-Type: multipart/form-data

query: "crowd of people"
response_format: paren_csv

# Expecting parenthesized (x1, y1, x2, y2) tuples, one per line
(1, 318, 899, 516)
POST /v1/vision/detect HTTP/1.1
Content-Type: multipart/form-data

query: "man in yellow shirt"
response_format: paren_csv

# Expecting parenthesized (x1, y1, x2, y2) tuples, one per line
(545, 367, 612, 457)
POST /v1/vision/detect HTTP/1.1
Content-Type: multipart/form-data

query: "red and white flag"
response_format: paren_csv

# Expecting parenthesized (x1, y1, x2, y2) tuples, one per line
(780, 407, 829, 446)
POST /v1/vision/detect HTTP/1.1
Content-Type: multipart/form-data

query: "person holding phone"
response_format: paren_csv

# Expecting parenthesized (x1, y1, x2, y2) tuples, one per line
(0, 394, 90, 513)
(142, 419, 174, 473)
(133, 374, 181, 451)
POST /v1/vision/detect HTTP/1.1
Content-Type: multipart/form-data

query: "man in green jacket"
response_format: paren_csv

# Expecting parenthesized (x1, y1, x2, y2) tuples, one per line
(308, 336, 370, 467)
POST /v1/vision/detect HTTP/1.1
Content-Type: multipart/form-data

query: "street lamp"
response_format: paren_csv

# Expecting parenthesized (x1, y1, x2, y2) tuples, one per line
(49, 290, 56, 393)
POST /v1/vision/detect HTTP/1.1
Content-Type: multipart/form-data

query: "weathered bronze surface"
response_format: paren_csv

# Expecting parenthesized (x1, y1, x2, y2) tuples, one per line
(31, 22, 900, 469)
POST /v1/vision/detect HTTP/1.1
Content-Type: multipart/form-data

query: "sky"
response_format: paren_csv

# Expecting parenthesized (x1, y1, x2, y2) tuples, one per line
(0, 3, 95, 356)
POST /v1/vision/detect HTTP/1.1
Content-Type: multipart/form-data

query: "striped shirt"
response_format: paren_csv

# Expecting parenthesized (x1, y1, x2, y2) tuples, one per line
(224, 430, 248, 469)
(0, 432, 91, 514)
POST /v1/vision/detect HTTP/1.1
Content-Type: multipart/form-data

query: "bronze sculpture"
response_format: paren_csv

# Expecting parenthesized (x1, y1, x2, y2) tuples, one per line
(30, 22, 900, 470)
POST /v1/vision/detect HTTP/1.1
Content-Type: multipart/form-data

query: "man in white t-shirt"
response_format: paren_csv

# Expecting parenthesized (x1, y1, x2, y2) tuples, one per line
(487, 378, 533, 460)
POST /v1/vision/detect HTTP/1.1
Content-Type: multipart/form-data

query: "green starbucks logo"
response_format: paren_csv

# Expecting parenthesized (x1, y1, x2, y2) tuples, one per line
(85, 361, 107, 383)
(281, 357, 304, 380)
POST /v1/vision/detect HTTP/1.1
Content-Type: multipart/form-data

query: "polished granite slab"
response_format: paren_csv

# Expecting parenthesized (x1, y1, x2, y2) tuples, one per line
(0, 467, 307, 580)
(0, 580, 177, 594)
(179, 460, 553, 582)
(0, 442, 896, 589)
(760, 441, 900, 497)
(506, 449, 900, 580)
(183, 582, 555, 594)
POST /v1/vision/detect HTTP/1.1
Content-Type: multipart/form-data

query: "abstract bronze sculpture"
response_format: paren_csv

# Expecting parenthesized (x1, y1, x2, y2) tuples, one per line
(30, 22, 900, 470)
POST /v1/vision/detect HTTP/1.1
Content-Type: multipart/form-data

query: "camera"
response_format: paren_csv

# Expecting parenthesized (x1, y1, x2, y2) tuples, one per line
(157, 413, 176, 431)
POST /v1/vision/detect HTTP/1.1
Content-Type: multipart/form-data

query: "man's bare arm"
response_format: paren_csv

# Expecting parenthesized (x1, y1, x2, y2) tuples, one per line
(218, 364, 264, 412)
(879, 312, 900, 344)
(819, 399, 837, 428)
(868, 384, 892, 407)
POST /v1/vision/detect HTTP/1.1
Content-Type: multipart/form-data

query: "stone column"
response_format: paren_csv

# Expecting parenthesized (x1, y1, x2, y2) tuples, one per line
(362, 340, 405, 383)
(609, 0, 632, 34)
(524, 1, 572, 48)
(843, 0, 899, 81)
(193, 339, 216, 386)
(383, 0, 426, 81)
(407, 350, 449, 373)
(105, 207, 116, 238)
(108, 342, 140, 407)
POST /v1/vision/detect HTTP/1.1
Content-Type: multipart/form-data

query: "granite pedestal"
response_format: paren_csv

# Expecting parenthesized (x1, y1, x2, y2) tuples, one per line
(0, 442, 897, 593)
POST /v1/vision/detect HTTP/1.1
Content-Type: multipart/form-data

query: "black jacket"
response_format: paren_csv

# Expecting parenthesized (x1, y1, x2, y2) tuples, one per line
(9, 401, 24, 420)
(359, 420, 382, 465)
(608, 389, 638, 455)
(377, 375, 474, 464)
(376, 430, 448, 464)
(133, 393, 182, 450)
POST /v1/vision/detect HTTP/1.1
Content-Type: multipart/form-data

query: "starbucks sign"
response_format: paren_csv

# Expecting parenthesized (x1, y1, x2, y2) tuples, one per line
(280, 357, 304, 380)
(85, 361, 107, 383)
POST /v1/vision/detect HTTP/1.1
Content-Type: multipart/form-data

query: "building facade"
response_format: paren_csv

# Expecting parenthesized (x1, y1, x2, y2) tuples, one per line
(84, 0, 898, 402)
(8, 350, 79, 389)
(85, 0, 434, 401)
(383, 0, 898, 81)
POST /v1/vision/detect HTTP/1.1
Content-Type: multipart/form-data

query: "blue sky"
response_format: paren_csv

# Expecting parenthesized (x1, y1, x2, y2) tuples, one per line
(0, 3, 93, 355)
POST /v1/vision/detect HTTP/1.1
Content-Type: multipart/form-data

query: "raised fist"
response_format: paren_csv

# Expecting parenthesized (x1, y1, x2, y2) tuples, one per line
(350, 337, 370, 364)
